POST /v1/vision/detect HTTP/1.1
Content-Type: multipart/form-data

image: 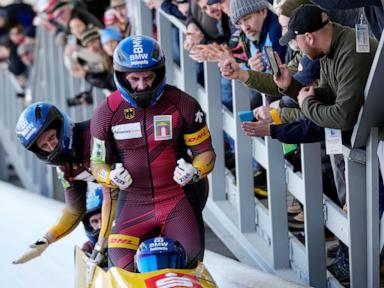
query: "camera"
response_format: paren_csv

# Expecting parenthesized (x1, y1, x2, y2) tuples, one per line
(67, 90, 93, 107)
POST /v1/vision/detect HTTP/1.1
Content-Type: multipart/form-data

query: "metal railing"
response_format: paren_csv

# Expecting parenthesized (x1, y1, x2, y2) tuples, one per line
(135, 1, 382, 287)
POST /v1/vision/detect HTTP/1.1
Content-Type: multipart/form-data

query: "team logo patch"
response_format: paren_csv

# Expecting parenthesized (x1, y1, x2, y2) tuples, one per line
(56, 167, 70, 189)
(112, 123, 142, 140)
(91, 137, 106, 163)
(108, 234, 140, 250)
(124, 108, 135, 119)
(195, 110, 204, 123)
(17, 118, 37, 141)
(145, 273, 202, 288)
(154, 115, 172, 141)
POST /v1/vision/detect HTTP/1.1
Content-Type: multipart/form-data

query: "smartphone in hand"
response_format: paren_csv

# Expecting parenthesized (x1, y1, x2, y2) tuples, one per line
(238, 110, 254, 122)
(264, 46, 280, 76)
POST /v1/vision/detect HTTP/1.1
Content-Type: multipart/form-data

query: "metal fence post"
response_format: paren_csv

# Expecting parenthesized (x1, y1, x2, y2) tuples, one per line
(137, 0, 153, 37)
(366, 128, 380, 287)
(345, 148, 367, 288)
(301, 143, 326, 287)
(232, 80, 255, 232)
(266, 136, 290, 269)
(203, 62, 225, 201)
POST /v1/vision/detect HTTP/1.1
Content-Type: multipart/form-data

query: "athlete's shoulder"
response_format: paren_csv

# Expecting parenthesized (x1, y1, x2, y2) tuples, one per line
(75, 120, 90, 133)
(107, 90, 125, 112)
(163, 85, 198, 106)
(93, 91, 124, 121)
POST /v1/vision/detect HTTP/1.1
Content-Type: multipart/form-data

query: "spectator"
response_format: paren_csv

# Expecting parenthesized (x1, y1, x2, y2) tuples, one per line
(23, 26, 36, 45)
(218, 0, 311, 104)
(160, 1, 189, 67)
(5, 1, 35, 29)
(230, 0, 286, 74)
(17, 42, 35, 67)
(9, 24, 25, 46)
(45, 0, 102, 33)
(0, 9, 10, 38)
(277, 5, 377, 131)
(110, 0, 129, 24)
(79, 27, 115, 91)
(185, 0, 221, 51)
(272, 5, 378, 283)
(221, 0, 287, 110)
(68, 13, 91, 41)
(103, 7, 131, 37)
(100, 27, 122, 57)
(161, 0, 189, 20)
(0, 39, 11, 64)
(80, 27, 103, 54)
(109, 0, 131, 36)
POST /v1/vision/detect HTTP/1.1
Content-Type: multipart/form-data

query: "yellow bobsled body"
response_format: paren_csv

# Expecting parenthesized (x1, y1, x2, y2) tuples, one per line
(74, 246, 217, 288)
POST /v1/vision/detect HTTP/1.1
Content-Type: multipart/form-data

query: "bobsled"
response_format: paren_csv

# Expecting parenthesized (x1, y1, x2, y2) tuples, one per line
(74, 246, 218, 288)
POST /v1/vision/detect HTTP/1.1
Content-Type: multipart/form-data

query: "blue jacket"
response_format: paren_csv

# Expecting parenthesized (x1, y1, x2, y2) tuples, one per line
(270, 118, 353, 145)
(161, 1, 187, 21)
(270, 118, 325, 144)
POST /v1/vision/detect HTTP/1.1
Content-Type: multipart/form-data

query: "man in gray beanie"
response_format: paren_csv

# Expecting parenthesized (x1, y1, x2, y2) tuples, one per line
(227, 0, 285, 82)
(230, 0, 270, 26)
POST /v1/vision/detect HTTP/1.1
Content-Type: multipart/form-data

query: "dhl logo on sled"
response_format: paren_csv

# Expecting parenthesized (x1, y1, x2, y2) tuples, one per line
(74, 247, 217, 288)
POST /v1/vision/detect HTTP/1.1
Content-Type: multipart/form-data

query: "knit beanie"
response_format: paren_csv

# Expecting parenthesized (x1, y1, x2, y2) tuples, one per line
(80, 27, 100, 47)
(45, 0, 71, 14)
(230, 0, 269, 25)
(110, 0, 126, 8)
(100, 27, 122, 45)
(279, 0, 312, 17)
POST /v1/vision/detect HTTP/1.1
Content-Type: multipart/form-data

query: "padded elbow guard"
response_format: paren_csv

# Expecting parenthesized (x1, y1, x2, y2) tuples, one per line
(92, 164, 117, 188)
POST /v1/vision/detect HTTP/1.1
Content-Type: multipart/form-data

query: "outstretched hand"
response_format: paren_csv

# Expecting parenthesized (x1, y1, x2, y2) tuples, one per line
(13, 237, 49, 264)
(241, 121, 271, 137)
(218, 59, 249, 82)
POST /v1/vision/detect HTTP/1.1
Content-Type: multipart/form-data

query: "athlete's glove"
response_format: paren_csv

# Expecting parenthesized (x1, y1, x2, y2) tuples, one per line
(173, 158, 201, 186)
(13, 237, 49, 264)
(110, 163, 132, 190)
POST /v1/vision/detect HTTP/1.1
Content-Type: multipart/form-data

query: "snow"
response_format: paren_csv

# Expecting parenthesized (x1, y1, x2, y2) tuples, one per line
(0, 181, 308, 288)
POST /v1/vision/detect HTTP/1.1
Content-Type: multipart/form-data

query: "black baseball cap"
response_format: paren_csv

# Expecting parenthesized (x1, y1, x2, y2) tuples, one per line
(207, 0, 221, 4)
(279, 4, 329, 46)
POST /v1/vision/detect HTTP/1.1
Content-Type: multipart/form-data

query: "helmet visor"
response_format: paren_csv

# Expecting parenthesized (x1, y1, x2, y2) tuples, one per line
(137, 253, 180, 273)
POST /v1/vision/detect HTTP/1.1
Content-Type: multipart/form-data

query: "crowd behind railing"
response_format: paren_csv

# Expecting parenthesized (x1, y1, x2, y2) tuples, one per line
(2, 0, 384, 287)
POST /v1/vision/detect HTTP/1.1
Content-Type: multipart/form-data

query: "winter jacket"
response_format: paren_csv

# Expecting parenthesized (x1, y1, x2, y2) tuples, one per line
(312, 0, 384, 40)
(281, 23, 378, 131)
(244, 50, 301, 96)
